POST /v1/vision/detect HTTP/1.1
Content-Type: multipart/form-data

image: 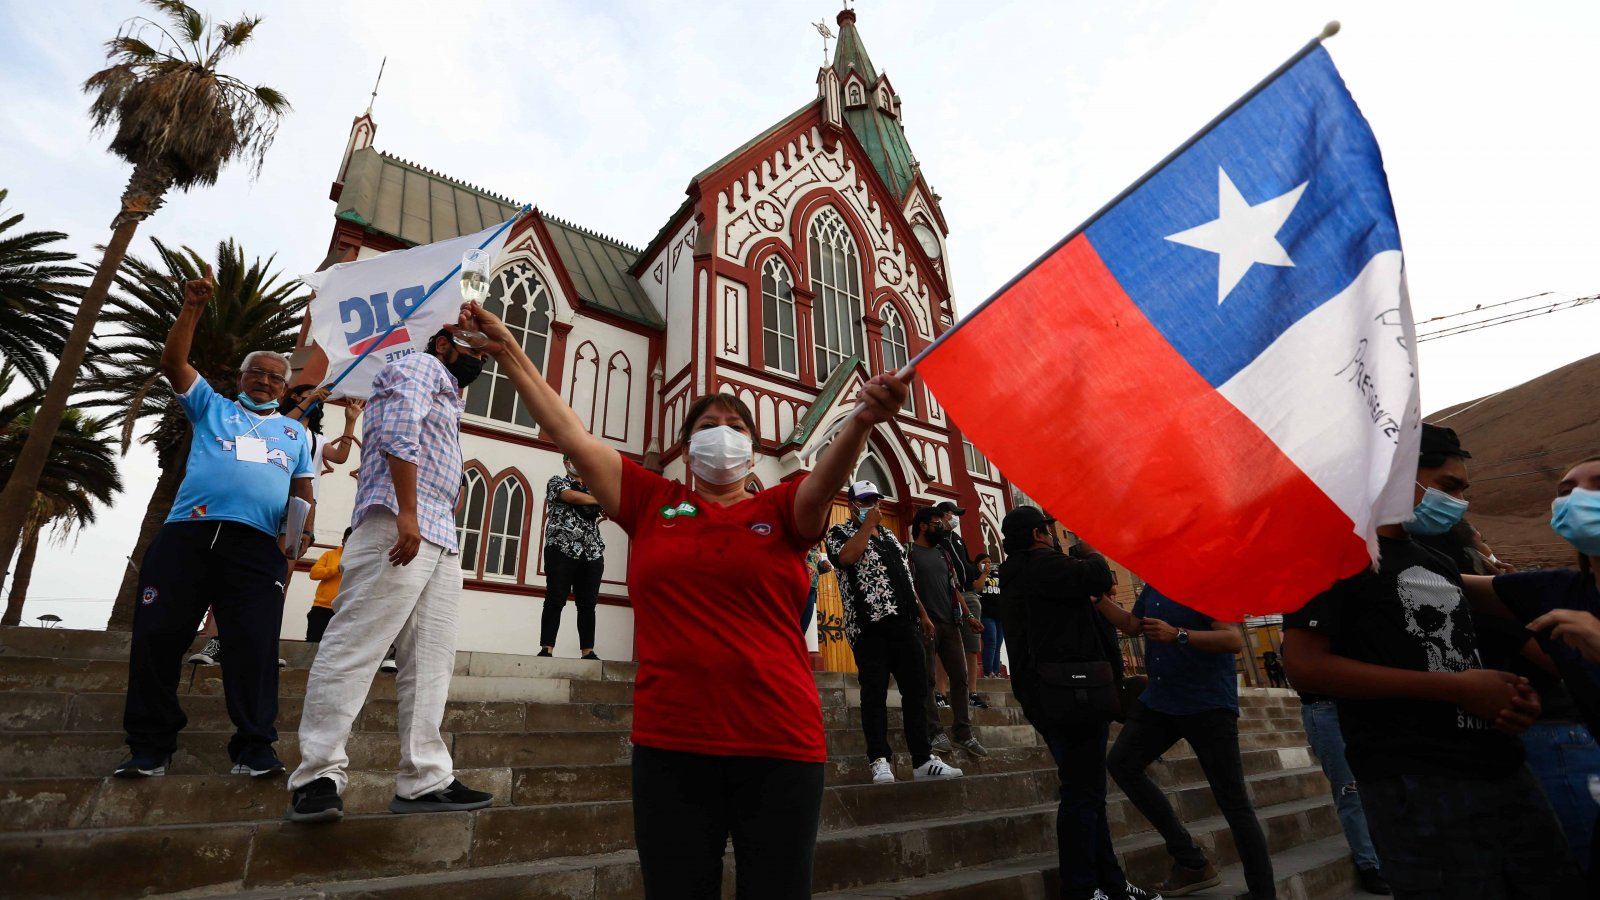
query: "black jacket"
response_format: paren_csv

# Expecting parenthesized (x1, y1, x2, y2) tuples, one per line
(998, 548, 1116, 717)
(941, 530, 980, 591)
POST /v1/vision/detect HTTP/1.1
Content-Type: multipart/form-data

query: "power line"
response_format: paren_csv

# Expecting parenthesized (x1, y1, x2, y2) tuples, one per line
(1417, 291, 1558, 324)
(1416, 293, 1598, 342)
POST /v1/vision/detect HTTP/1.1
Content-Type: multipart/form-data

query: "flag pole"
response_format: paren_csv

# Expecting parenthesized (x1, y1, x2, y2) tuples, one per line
(802, 22, 1342, 460)
(309, 204, 531, 409)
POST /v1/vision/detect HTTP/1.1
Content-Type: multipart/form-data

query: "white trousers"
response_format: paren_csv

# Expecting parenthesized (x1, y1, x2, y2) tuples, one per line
(290, 508, 462, 798)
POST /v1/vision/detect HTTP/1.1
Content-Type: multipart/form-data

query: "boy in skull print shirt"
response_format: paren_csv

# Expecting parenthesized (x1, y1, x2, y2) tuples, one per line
(1283, 424, 1581, 896)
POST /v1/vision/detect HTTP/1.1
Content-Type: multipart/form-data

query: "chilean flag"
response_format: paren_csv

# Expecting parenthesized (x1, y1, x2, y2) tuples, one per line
(917, 46, 1421, 620)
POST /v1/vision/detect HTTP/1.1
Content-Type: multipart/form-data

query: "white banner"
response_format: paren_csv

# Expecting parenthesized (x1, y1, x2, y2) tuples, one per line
(301, 219, 514, 399)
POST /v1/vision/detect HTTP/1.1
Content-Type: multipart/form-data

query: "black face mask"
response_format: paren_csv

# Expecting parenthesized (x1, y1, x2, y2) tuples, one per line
(445, 354, 484, 389)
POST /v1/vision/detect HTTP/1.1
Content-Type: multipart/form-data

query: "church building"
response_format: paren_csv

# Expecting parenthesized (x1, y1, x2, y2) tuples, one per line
(288, 8, 1014, 667)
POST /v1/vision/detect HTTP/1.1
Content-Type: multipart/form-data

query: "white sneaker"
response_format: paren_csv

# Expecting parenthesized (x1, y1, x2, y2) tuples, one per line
(912, 757, 963, 779)
(870, 758, 894, 784)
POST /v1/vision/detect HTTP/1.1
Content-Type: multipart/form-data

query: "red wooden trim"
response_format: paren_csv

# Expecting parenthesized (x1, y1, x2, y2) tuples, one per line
(545, 320, 572, 392)
(601, 351, 633, 443)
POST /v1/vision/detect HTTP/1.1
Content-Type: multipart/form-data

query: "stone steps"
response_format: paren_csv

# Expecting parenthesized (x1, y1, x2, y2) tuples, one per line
(0, 733, 1328, 832)
(0, 626, 1344, 899)
(0, 789, 1341, 899)
(813, 833, 1361, 900)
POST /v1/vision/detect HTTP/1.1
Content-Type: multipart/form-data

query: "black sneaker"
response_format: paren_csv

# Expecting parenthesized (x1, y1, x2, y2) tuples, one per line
(536, 648, 553, 657)
(230, 746, 286, 778)
(1358, 867, 1392, 895)
(934, 692, 950, 709)
(379, 645, 398, 673)
(969, 692, 991, 709)
(113, 751, 170, 778)
(581, 651, 600, 661)
(287, 777, 343, 823)
(1123, 882, 1165, 900)
(389, 778, 493, 814)
(187, 637, 221, 666)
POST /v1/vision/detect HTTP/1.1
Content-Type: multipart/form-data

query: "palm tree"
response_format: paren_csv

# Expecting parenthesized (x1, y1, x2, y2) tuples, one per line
(0, 0, 289, 591)
(0, 394, 123, 627)
(0, 189, 81, 391)
(82, 237, 305, 630)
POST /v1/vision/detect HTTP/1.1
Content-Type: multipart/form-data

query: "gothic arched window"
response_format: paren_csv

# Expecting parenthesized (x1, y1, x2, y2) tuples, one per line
(879, 304, 913, 413)
(808, 208, 863, 381)
(455, 469, 488, 572)
(854, 453, 895, 499)
(483, 475, 526, 579)
(465, 261, 551, 430)
(761, 256, 799, 376)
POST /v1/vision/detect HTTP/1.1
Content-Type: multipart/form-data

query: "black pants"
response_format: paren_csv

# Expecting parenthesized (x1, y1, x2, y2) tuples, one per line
(123, 521, 287, 760)
(1107, 701, 1276, 899)
(1042, 719, 1126, 896)
(924, 620, 972, 742)
(852, 616, 932, 766)
(632, 743, 825, 899)
(540, 546, 604, 648)
(305, 605, 334, 642)
(1360, 767, 1584, 899)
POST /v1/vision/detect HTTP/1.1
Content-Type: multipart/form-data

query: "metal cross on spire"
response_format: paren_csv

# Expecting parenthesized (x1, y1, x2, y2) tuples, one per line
(365, 57, 387, 116)
(813, 19, 835, 64)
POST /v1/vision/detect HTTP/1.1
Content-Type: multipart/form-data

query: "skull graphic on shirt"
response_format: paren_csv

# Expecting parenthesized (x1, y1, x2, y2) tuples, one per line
(1395, 565, 1474, 673)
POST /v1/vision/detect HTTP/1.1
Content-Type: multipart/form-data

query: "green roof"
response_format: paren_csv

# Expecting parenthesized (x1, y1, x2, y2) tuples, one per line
(780, 353, 863, 449)
(336, 148, 521, 246)
(541, 216, 664, 329)
(832, 12, 917, 199)
(334, 148, 661, 329)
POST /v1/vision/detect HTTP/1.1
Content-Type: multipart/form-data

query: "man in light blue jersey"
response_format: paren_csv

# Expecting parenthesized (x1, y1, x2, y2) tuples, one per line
(116, 272, 315, 780)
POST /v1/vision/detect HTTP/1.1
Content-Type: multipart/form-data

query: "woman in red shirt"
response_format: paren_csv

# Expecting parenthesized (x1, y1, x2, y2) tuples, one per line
(464, 302, 907, 898)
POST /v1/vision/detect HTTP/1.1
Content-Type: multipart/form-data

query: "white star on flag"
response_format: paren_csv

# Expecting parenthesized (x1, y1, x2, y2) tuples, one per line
(1166, 167, 1308, 304)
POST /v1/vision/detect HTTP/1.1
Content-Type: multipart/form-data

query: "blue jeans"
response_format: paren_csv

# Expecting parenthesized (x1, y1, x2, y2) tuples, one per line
(1301, 701, 1380, 871)
(981, 615, 1004, 675)
(1522, 720, 1600, 873)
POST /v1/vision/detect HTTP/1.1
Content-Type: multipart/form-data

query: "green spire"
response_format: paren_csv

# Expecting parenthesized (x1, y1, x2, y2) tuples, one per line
(830, 7, 917, 199)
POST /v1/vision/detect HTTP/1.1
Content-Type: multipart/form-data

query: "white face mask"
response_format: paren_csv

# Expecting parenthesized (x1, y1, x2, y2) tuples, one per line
(687, 425, 753, 485)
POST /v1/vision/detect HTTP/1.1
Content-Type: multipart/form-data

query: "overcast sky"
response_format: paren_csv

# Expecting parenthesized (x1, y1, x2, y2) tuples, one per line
(4, 0, 1597, 628)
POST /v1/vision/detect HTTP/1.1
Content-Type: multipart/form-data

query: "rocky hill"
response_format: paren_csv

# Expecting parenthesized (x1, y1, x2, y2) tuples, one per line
(1427, 351, 1600, 568)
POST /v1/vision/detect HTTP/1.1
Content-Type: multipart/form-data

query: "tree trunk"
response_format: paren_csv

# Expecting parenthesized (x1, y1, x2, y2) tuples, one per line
(0, 522, 41, 627)
(0, 167, 170, 590)
(105, 431, 189, 632)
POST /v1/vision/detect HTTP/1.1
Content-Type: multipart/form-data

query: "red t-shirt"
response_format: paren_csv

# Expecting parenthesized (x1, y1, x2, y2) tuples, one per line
(613, 458, 825, 763)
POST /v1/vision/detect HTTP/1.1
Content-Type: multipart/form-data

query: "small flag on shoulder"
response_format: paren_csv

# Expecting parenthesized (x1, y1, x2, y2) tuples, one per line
(917, 42, 1420, 619)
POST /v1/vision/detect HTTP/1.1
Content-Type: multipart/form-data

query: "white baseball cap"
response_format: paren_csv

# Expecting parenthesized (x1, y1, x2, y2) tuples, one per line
(848, 480, 883, 501)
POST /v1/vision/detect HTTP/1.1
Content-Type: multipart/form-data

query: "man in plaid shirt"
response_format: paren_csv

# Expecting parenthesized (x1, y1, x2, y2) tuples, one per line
(288, 327, 493, 823)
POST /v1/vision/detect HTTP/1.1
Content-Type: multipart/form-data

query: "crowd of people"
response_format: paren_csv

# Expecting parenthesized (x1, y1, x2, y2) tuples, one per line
(105, 276, 1600, 900)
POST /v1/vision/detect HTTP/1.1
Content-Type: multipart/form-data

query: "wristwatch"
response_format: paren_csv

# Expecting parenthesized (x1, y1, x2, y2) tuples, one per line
(1176, 629, 1190, 646)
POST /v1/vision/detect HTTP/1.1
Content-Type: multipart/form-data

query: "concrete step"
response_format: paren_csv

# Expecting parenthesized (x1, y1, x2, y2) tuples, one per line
(1, 740, 1328, 836)
(0, 689, 633, 735)
(0, 762, 1336, 899)
(813, 833, 1360, 900)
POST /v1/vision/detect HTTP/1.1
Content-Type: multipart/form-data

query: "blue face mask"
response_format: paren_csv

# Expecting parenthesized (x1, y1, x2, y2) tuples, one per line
(1404, 484, 1469, 536)
(238, 394, 279, 414)
(1552, 488, 1600, 556)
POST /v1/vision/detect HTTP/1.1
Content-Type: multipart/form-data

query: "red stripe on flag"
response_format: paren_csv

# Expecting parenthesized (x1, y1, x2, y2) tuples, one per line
(917, 236, 1368, 619)
(349, 327, 411, 357)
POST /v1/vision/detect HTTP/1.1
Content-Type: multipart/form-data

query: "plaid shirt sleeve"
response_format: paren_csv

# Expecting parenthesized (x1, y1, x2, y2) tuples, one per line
(370, 361, 428, 465)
